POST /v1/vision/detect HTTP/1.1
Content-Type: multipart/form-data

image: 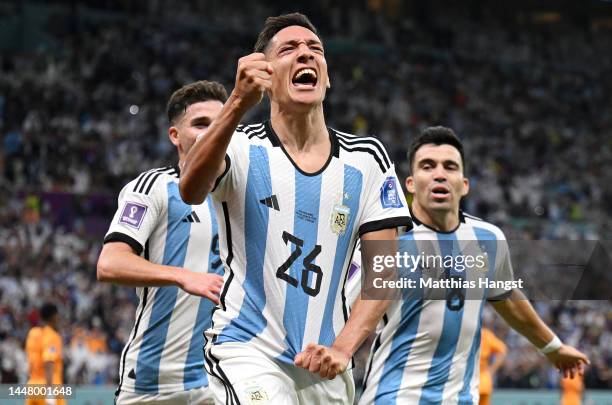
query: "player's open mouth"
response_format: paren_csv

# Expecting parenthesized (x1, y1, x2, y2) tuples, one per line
(292, 68, 317, 87)
(431, 185, 450, 199)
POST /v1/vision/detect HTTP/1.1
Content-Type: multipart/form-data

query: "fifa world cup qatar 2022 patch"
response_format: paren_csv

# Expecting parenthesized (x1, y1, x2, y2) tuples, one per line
(119, 202, 148, 229)
(380, 176, 403, 208)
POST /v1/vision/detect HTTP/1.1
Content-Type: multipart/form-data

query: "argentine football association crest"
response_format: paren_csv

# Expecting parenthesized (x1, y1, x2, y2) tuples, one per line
(331, 203, 350, 235)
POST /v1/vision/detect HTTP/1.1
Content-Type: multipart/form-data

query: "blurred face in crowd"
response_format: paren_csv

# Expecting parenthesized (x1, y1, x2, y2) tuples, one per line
(169, 100, 224, 162)
(406, 143, 469, 216)
(266, 25, 329, 111)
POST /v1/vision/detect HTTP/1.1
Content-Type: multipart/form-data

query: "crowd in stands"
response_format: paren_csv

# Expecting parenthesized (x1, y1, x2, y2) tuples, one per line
(0, 0, 610, 390)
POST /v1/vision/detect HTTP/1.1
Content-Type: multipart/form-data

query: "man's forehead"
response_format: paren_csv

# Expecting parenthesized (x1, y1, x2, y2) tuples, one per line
(270, 25, 321, 47)
(415, 143, 462, 162)
(182, 100, 223, 121)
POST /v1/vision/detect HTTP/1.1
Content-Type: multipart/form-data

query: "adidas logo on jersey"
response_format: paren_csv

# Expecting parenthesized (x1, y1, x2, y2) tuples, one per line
(259, 195, 280, 211)
(182, 212, 201, 223)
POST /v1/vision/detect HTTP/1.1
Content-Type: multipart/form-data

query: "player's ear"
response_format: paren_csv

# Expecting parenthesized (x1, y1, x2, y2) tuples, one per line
(405, 176, 415, 194)
(461, 178, 470, 197)
(326, 76, 331, 89)
(168, 126, 180, 147)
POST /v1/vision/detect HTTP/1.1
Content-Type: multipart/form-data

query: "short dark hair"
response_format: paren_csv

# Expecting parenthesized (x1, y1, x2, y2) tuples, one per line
(254, 13, 320, 53)
(166, 81, 227, 125)
(408, 126, 465, 173)
(40, 302, 58, 323)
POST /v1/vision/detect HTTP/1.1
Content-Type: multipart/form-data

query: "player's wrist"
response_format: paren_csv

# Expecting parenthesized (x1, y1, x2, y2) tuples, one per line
(539, 335, 563, 354)
(228, 91, 253, 113)
(171, 269, 186, 288)
(331, 343, 353, 360)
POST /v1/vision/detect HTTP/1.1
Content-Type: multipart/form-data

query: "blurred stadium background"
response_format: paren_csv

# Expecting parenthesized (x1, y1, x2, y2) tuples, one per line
(0, 0, 610, 404)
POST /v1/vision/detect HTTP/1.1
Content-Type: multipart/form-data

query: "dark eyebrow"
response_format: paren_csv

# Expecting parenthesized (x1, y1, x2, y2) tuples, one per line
(190, 116, 212, 125)
(443, 159, 460, 167)
(417, 158, 436, 166)
(279, 39, 323, 47)
(418, 158, 461, 167)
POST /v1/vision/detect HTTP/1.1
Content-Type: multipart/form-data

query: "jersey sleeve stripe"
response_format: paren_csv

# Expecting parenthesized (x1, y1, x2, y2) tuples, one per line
(337, 140, 389, 172)
(131, 167, 171, 194)
(335, 132, 391, 169)
(132, 169, 156, 192)
(143, 173, 162, 195)
(359, 216, 413, 236)
(103, 232, 144, 255)
(139, 167, 174, 194)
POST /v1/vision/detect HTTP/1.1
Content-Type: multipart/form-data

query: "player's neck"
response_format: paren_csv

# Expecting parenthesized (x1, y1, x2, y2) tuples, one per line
(270, 105, 327, 151)
(411, 203, 460, 233)
(43, 322, 58, 332)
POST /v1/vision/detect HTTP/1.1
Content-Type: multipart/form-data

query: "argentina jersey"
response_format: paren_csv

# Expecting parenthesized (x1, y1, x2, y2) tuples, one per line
(358, 212, 514, 405)
(104, 165, 222, 394)
(207, 121, 412, 365)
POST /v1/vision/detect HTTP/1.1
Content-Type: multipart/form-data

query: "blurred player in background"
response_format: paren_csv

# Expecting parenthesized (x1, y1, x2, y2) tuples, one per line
(357, 127, 589, 405)
(479, 326, 507, 405)
(561, 374, 584, 405)
(97, 81, 227, 404)
(25, 302, 65, 405)
(180, 12, 411, 405)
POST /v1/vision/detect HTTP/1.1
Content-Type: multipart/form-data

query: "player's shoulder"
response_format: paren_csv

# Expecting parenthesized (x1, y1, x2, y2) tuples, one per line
(26, 326, 43, 340)
(123, 165, 179, 196)
(330, 127, 392, 173)
(236, 122, 266, 138)
(462, 212, 507, 240)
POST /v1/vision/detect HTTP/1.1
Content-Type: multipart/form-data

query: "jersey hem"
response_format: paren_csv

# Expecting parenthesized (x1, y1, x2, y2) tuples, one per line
(359, 216, 413, 236)
(486, 289, 513, 301)
(104, 232, 144, 255)
(120, 378, 207, 395)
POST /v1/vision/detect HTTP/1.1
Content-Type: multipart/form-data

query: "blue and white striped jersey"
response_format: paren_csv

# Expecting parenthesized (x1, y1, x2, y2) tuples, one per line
(104, 165, 222, 394)
(207, 122, 412, 364)
(358, 212, 514, 405)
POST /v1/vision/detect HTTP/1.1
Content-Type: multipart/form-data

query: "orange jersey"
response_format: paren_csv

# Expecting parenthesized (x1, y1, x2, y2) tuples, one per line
(25, 325, 64, 385)
(479, 327, 507, 395)
(561, 375, 584, 405)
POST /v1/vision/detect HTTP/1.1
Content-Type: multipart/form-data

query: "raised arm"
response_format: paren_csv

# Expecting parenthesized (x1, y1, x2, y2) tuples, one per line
(180, 53, 273, 204)
(97, 242, 223, 304)
(491, 289, 589, 378)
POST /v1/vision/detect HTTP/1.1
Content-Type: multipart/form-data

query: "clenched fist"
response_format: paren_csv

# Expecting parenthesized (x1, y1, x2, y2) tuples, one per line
(233, 53, 273, 111)
(294, 343, 350, 380)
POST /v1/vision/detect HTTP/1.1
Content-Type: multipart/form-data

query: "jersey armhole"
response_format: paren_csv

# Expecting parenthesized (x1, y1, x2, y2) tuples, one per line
(359, 216, 413, 236)
(211, 154, 231, 193)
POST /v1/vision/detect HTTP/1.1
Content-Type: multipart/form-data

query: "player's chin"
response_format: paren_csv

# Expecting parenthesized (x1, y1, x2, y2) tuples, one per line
(289, 88, 324, 105)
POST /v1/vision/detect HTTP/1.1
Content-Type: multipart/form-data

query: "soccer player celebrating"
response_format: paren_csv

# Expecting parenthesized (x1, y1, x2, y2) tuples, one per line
(180, 13, 411, 404)
(97, 81, 227, 404)
(358, 127, 589, 405)
(25, 302, 65, 405)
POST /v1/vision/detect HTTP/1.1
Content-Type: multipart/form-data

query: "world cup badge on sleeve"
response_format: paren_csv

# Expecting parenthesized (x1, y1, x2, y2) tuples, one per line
(380, 176, 404, 208)
(330, 203, 350, 235)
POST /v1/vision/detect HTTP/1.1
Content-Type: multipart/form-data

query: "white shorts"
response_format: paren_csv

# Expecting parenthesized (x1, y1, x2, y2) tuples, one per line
(115, 385, 214, 405)
(205, 341, 355, 405)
